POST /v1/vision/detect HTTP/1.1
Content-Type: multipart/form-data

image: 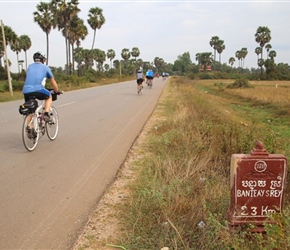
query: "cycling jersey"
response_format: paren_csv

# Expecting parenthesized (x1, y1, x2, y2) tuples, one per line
(22, 62, 54, 94)
(146, 70, 154, 77)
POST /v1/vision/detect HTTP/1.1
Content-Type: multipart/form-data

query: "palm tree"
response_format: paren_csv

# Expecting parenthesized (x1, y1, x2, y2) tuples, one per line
(265, 44, 272, 59)
(255, 26, 271, 73)
(240, 48, 248, 69)
(209, 36, 219, 70)
(82, 48, 94, 70)
(10, 38, 21, 73)
(154, 57, 164, 73)
(197, 52, 212, 72)
(255, 47, 262, 62)
(195, 53, 201, 68)
(19, 35, 31, 70)
(67, 16, 88, 74)
(0, 25, 17, 68)
(269, 50, 277, 61)
(235, 50, 242, 68)
(121, 48, 131, 68)
(113, 59, 120, 70)
(106, 49, 115, 69)
(136, 58, 143, 71)
(87, 7, 105, 50)
(51, 0, 80, 74)
(33, 1, 55, 65)
(216, 39, 225, 65)
(131, 47, 140, 61)
(228, 57, 235, 67)
(93, 48, 106, 71)
(258, 58, 264, 69)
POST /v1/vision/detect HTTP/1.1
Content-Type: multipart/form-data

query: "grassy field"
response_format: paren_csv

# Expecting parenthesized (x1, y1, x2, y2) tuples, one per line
(90, 77, 290, 250)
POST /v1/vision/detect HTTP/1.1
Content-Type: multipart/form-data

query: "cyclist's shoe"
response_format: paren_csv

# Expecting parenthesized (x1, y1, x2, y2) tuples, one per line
(27, 127, 36, 139)
(44, 112, 51, 122)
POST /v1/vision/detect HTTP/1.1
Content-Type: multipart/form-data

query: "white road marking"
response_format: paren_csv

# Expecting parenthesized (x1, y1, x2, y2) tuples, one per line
(57, 101, 76, 108)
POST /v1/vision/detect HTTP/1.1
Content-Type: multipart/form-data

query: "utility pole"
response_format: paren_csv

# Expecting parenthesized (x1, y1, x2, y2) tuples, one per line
(1, 19, 13, 96)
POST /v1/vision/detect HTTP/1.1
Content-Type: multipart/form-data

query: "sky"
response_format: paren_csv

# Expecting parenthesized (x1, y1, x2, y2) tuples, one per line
(0, 0, 290, 73)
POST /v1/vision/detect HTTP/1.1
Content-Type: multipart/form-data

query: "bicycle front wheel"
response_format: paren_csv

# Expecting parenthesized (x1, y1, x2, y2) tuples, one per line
(22, 114, 39, 151)
(46, 106, 59, 140)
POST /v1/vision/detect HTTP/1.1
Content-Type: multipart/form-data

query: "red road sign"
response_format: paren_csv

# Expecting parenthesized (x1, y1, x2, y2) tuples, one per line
(228, 141, 287, 231)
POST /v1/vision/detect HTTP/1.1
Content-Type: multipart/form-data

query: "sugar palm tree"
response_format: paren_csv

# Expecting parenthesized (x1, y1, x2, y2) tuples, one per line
(131, 47, 140, 61)
(235, 50, 242, 68)
(216, 39, 225, 65)
(106, 49, 115, 69)
(154, 57, 164, 73)
(195, 53, 201, 68)
(87, 7, 105, 50)
(33, 1, 55, 65)
(51, 0, 80, 74)
(121, 48, 131, 68)
(0, 25, 17, 68)
(10, 38, 22, 73)
(265, 44, 272, 59)
(209, 36, 219, 70)
(19, 35, 31, 70)
(269, 50, 277, 61)
(198, 52, 212, 72)
(67, 15, 88, 74)
(93, 48, 106, 71)
(255, 47, 262, 62)
(240, 48, 248, 69)
(255, 26, 271, 73)
(228, 57, 235, 67)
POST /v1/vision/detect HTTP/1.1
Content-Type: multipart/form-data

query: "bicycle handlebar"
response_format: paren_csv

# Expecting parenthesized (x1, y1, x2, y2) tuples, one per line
(50, 90, 64, 95)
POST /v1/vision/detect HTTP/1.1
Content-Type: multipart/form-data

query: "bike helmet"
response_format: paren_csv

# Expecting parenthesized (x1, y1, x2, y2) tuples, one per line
(33, 51, 46, 63)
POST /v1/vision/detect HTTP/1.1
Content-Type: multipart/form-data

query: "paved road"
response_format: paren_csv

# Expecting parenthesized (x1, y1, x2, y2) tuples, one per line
(0, 78, 166, 249)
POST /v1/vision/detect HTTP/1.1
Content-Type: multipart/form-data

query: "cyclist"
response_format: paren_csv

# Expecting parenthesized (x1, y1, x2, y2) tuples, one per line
(22, 52, 60, 122)
(145, 69, 154, 87)
(136, 69, 144, 94)
(162, 72, 166, 80)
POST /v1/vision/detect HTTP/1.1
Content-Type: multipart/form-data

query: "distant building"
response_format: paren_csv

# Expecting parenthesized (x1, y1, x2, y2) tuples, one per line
(199, 65, 212, 72)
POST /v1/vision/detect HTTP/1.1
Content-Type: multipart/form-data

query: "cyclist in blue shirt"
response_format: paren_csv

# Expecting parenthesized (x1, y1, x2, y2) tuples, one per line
(145, 69, 154, 86)
(22, 52, 59, 121)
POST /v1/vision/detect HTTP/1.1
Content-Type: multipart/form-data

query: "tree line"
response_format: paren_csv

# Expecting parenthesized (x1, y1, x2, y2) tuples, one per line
(0, 0, 289, 80)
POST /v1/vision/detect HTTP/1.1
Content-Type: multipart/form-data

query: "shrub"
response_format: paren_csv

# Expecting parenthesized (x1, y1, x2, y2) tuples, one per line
(227, 78, 253, 89)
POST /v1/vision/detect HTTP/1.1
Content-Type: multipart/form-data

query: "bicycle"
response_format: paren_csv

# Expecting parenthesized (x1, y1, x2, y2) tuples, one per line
(146, 78, 153, 88)
(19, 90, 63, 151)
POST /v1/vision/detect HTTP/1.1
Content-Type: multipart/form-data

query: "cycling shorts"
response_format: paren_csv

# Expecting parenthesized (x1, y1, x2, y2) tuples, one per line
(24, 88, 51, 102)
(137, 78, 144, 84)
(146, 76, 153, 80)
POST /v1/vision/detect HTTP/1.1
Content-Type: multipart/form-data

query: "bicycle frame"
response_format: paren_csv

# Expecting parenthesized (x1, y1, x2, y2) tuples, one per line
(22, 97, 60, 152)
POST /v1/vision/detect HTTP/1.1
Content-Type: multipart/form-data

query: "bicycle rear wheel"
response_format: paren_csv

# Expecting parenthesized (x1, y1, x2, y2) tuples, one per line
(22, 114, 39, 151)
(46, 106, 59, 140)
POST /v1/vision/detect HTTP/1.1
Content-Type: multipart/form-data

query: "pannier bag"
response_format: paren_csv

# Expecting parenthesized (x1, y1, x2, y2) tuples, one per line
(19, 99, 38, 115)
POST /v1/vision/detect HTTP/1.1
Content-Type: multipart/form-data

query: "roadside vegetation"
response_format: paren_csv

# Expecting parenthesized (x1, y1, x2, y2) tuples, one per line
(78, 77, 290, 250)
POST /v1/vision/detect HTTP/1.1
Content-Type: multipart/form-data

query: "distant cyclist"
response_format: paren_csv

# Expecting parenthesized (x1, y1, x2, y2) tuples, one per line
(162, 72, 166, 80)
(22, 52, 60, 121)
(145, 69, 154, 87)
(136, 69, 144, 94)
